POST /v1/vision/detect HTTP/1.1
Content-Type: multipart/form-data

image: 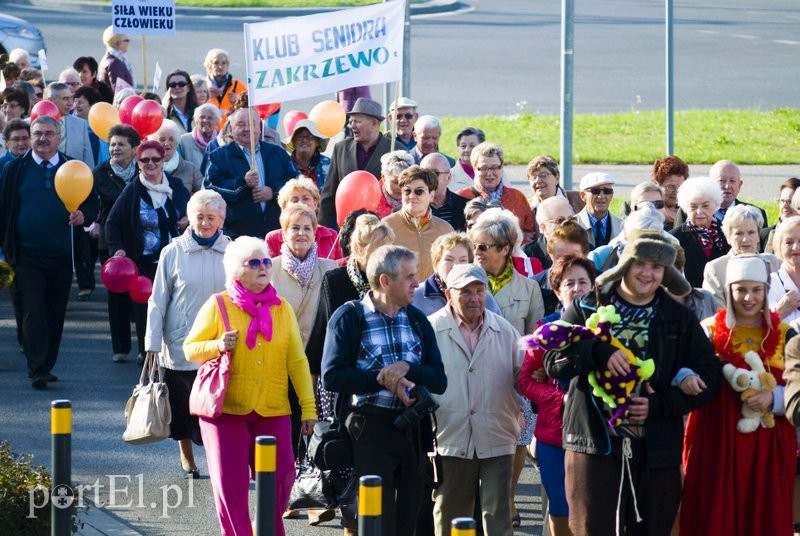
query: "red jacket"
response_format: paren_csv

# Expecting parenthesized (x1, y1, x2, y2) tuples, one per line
(519, 346, 565, 447)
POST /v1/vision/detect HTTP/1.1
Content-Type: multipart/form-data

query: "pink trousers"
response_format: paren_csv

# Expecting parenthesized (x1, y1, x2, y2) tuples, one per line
(199, 412, 294, 536)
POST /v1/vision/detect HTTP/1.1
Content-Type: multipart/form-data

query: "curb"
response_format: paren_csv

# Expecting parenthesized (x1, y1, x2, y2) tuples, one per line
(77, 503, 143, 536)
(9, 0, 470, 18)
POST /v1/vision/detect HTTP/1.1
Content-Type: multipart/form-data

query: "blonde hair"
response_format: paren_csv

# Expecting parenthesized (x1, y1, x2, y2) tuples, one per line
(203, 49, 230, 74)
(279, 203, 318, 233)
(469, 141, 504, 168)
(772, 216, 800, 262)
(469, 207, 522, 257)
(103, 26, 126, 48)
(277, 177, 321, 211)
(430, 232, 474, 267)
(349, 214, 395, 261)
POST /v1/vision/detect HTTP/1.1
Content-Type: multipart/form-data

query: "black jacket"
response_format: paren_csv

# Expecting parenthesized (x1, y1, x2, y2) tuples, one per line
(543, 288, 721, 468)
(670, 222, 731, 287)
(434, 190, 469, 232)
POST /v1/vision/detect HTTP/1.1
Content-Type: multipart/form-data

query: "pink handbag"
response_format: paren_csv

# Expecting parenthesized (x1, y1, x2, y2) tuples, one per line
(189, 294, 232, 419)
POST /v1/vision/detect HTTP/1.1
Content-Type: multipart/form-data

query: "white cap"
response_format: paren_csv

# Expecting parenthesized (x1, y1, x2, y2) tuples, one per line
(579, 172, 615, 191)
(389, 97, 418, 112)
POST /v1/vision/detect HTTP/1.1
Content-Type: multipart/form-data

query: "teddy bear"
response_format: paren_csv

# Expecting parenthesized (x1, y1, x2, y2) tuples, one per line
(722, 351, 778, 433)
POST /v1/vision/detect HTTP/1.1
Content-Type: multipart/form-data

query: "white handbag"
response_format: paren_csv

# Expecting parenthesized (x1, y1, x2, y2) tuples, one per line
(123, 353, 172, 445)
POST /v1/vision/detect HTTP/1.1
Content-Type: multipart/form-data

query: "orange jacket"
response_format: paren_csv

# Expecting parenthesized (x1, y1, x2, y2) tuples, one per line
(457, 185, 535, 244)
(209, 76, 246, 128)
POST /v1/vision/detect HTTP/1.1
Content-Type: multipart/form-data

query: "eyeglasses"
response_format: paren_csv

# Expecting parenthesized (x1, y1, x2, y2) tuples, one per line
(66, 81, 80, 88)
(474, 243, 498, 252)
(402, 187, 428, 197)
(545, 216, 570, 225)
(477, 165, 502, 174)
(243, 257, 272, 269)
(8, 136, 29, 142)
(139, 157, 162, 164)
(635, 200, 665, 210)
(395, 113, 415, 120)
(168, 81, 189, 89)
(120, 39, 131, 43)
(778, 198, 794, 206)
(530, 171, 555, 181)
(663, 185, 679, 193)
(587, 187, 614, 196)
(1, 102, 20, 109)
(31, 131, 57, 138)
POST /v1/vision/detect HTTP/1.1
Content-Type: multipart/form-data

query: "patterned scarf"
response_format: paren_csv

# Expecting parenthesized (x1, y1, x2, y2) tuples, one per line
(110, 158, 137, 182)
(487, 260, 515, 296)
(281, 241, 318, 288)
(405, 208, 432, 231)
(346, 256, 371, 298)
(433, 273, 448, 294)
(192, 125, 216, 151)
(687, 218, 725, 260)
(225, 280, 282, 348)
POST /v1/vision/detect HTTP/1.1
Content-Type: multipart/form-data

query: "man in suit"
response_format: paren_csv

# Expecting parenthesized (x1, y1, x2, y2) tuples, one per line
(319, 98, 392, 228)
(410, 115, 456, 167)
(204, 108, 297, 239)
(44, 82, 95, 168)
(421, 152, 468, 231)
(575, 172, 623, 250)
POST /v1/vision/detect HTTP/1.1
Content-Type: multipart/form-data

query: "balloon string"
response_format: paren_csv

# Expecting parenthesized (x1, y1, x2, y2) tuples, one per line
(326, 233, 340, 260)
(70, 226, 76, 273)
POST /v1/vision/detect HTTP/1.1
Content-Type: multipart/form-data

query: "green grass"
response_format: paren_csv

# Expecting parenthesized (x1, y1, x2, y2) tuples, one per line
(440, 109, 800, 166)
(608, 197, 779, 224)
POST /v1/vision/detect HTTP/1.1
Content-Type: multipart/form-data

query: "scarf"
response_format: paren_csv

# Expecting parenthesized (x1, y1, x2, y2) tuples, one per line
(713, 309, 782, 369)
(163, 152, 180, 174)
(687, 218, 725, 260)
(110, 158, 137, 182)
(488, 260, 515, 296)
(226, 279, 282, 349)
(192, 229, 220, 247)
(209, 73, 231, 90)
(346, 257, 371, 298)
(191, 126, 216, 152)
(405, 209, 432, 231)
(475, 180, 504, 202)
(139, 173, 173, 209)
(433, 273, 447, 294)
(461, 162, 475, 179)
(281, 242, 318, 288)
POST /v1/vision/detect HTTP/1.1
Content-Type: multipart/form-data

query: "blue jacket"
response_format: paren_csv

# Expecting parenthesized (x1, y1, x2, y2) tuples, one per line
(204, 141, 297, 239)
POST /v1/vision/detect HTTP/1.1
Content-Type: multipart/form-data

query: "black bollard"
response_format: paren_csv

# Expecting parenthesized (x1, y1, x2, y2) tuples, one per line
(254, 435, 276, 536)
(51, 400, 72, 536)
(358, 475, 382, 535)
(451, 517, 477, 535)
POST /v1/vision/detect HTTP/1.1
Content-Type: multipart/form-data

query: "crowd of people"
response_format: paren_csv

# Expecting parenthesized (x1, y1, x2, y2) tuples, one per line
(3, 29, 800, 536)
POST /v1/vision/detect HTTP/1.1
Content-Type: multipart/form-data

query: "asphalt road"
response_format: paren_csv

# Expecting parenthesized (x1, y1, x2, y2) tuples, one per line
(2, 0, 799, 120)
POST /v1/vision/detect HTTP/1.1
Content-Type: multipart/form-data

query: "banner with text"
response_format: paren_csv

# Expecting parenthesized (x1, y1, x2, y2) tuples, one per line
(244, 0, 404, 104)
(113, 0, 176, 36)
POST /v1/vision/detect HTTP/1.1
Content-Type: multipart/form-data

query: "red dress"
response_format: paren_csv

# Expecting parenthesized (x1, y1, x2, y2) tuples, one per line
(681, 314, 797, 536)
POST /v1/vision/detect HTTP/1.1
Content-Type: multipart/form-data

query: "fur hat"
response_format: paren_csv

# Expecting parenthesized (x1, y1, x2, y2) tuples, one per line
(724, 255, 772, 329)
(596, 229, 691, 296)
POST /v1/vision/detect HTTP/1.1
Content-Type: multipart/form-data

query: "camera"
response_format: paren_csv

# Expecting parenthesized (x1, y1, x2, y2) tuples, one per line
(394, 385, 439, 430)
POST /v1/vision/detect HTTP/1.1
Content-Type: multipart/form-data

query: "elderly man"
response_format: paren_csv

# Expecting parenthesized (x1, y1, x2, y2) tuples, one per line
(575, 172, 623, 249)
(319, 97, 392, 228)
(386, 96, 419, 151)
(411, 115, 456, 167)
(428, 263, 523, 536)
(421, 152, 469, 231)
(44, 82, 95, 168)
(58, 68, 82, 94)
(543, 231, 720, 536)
(322, 245, 447, 536)
(458, 142, 535, 244)
(524, 196, 575, 269)
(204, 108, 297, 239)
(0, 116, 99, 389)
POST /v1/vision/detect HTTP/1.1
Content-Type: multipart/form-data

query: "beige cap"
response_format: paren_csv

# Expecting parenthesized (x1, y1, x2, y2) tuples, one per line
(446, 264, 489, 290)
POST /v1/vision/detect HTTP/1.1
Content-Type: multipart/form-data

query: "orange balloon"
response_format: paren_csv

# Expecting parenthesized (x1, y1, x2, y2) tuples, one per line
(308, 100, 346, 138)
(88, 102, 120, 142)
(55, 160, 94, 213)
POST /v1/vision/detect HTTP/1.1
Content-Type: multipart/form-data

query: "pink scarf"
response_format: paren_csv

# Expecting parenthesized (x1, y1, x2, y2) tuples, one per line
(226, 280, 282, 349)
(192, 126, 217, 152)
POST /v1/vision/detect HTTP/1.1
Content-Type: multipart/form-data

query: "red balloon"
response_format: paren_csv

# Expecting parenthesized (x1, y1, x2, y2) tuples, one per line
(131, 100, 165, 137)
(283, 110, 307, 137)
(128, 276, 153, 304)
(335, 171, 382, 227)
(30, 100, 61, 122)
(254, 103, 281, 120)
(101, 257, 138, 293)
(118, 95, 144, 125)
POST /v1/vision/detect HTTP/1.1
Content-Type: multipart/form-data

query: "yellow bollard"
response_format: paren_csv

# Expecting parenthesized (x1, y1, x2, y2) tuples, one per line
(254, 436, 276, 536)
(358, 475, 382, 535)
(51, 400, 72, 536)
(451, 517, 477, 535)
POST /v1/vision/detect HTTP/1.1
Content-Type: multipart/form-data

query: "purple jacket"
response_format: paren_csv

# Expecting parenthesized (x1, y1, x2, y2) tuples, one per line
(336, 86, 371, 113)
(99, 51, 134, 91)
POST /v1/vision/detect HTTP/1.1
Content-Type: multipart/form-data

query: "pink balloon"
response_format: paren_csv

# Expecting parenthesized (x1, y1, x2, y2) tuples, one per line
(118, 95, 144, 125)
(131, 100, 164, 137)
(283, 110, 308, 137)
(101, 257, 138, 293)
(30, 100, 61, 122)
(335, 171, 382, 227)
(128, 276, 153, 304)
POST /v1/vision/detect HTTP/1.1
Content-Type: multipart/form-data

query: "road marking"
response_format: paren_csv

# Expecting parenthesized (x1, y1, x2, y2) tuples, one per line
(774, 39, 800, 45)
(412, 5, 476, 19)
(732, 34, 759, 40)
(697, 30, 719, 35)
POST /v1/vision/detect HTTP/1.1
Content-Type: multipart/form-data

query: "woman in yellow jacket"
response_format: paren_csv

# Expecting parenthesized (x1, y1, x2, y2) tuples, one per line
(204, 48, 246, 129)
(184, 236, 316, 536)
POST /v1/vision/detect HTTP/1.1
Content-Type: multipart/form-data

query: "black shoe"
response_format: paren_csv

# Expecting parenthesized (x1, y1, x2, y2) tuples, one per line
(31, 376, 47, 389)
(47, 373, 58, 382)
(76, 291, 92, 302)
(180, 467, 200, 479)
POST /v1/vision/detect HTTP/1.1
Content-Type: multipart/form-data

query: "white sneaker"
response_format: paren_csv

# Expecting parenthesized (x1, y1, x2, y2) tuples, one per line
(112, 353, 128, 363)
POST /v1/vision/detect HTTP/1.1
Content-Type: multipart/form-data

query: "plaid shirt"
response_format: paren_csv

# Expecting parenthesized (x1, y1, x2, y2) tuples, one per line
(353, 293, 422, 409)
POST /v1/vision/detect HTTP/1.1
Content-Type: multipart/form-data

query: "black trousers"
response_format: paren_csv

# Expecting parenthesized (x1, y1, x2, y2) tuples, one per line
(12, 252, 73, 377)
(346, 405, 423, 536)
(74, 229, 98, 292)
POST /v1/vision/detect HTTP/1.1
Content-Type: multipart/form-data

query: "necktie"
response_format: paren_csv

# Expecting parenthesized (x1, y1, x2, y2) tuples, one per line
(594, 219, 606, 247)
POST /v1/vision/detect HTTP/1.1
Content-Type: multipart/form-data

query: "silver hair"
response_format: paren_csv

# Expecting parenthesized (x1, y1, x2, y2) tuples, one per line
(58, 68, 80, 83)
(790, 188, 800, 212)
(9, 49, 30, 64)
(380, 150, 415, 178)
(223, 236, 269, 285)
(630, 182, 663, 207)
(771, 215, 800, 261)
(676, 176, 723, 213)
(31, 116, 60, 131)
(721, 204, 764, 241)
(150, 119, 181, 141)
(469, 207, 521, 254)
(366, 245, 417, 290)
(44, 82, 68, 99)
(203, 49, 230, 72)
(464, 196, 503, 221)
(535, 196, 573, 225)
(187, 190, 226, 221)
(413, 114, 441, 133)
(193, 102, 222, 123)
(624, 203, 665, 235)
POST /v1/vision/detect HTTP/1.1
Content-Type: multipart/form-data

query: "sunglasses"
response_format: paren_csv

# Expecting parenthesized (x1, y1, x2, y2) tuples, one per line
(139, 157, 162, 164)
(401, 187, 428, 197)
(474, 243, 498, 252)
(243, 257, 272, 270)
(396, 113, 415, 120)
(588, 187, 614, 195)
(635, 200, 665, 210)
(168, 81, 188, 89)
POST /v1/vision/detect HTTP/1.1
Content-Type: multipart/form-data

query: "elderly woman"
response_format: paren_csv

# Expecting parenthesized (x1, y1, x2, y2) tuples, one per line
(651, 154, 689, 231)
(762, 178, 800, 254)
(190, 74, 209, 105)
(144, 190, 230, 478)
(179, 103, 221, 174)
(204, 48, 245, 127)
(183, 236, 316, 536)
(670, 176, 731, 287)
(98, 26, 134, 90)
(703, 205, 780, 304)
(150, 119, 202, 195)
(265, 177, 343, 260)
(375, 150, 415, 218)
(163, 70, 198, 134)
(627, 181, 665, 215)
(450, 126, 485, 191)
(458, 142, 535, 244)
(412, 232, 501, 316)
(383, 166, 454, 282)
(463, 196, 502, 232)
(768, 216, 800, 325)
(283, 119, 330, 191)
(73, 56, 113, 103)
(682, 256, 796, 536)
(527, 155, 584, 221)
(590, 202, 668, 274)
(105, 139, 190, 365)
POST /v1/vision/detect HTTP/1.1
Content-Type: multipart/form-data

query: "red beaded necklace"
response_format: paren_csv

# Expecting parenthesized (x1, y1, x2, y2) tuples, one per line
(712, 309, 782, 370)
